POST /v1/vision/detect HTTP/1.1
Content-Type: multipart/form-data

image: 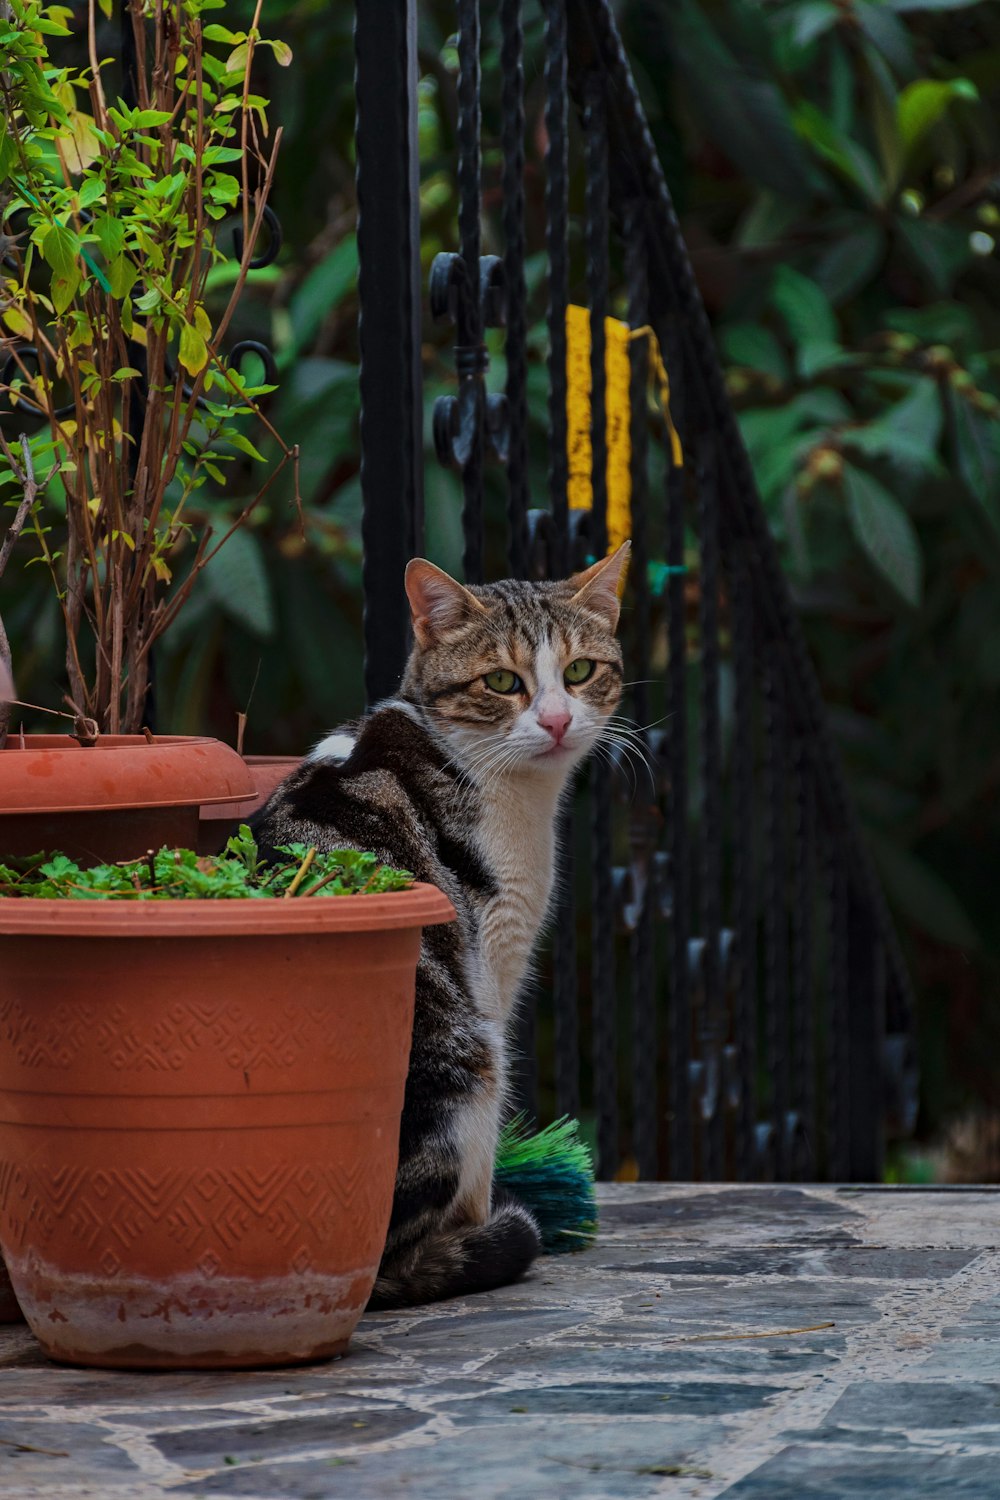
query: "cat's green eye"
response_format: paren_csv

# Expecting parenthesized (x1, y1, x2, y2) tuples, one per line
(564, 658, 596, 685)
(485, 669, 522, 694)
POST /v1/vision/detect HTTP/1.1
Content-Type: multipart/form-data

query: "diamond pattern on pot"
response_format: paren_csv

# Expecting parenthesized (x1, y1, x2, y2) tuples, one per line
(0, 997, 96, 1068)
(0, 1156, 388, 1269)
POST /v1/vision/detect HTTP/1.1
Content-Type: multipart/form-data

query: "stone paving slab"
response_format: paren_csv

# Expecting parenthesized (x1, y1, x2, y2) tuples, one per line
(2, 1184, 999, 1498)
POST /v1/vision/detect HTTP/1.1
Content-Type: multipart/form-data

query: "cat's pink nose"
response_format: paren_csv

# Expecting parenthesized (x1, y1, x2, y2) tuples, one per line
(538, 711, 571, 744)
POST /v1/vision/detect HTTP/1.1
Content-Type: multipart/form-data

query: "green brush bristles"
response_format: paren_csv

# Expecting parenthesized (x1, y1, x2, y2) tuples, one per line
(494, 1115, 598, 1254)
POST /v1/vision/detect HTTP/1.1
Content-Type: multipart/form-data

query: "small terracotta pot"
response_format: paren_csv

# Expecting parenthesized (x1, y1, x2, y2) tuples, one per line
(0, 735, 255, 865)
(197, 755, 302, 856)
(0, 884, 454, 1369)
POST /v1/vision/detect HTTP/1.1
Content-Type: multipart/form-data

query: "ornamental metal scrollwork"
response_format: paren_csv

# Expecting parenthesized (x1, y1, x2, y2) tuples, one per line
(429, 250, 510, 473)
(231, 201, 283, 271)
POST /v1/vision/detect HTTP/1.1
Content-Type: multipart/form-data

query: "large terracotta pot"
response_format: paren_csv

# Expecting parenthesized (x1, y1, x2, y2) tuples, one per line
(197, 755, 302, 855)
(0, 735, 255, 865)
(0, 884, 454, 1369)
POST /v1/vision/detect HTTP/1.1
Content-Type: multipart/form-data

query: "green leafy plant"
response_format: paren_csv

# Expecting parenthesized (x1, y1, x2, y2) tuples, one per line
(0, 824, 413, 899)
(0, 0, 299, 734)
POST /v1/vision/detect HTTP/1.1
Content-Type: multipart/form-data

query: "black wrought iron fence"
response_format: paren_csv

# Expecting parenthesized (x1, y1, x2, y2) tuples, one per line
(353, 0, 918, 1182)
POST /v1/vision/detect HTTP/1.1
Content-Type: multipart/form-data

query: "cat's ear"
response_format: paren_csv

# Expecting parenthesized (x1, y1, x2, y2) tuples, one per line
(405, 559, 486, 647)
(567, 541, 631, 628)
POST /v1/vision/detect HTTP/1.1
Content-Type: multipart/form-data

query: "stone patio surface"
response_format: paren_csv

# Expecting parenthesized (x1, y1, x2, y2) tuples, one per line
(2, 1183, 999, 1498)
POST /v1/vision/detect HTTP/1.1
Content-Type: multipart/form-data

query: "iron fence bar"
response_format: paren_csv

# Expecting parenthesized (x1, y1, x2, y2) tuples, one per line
(584, 77, 609, 556)
(825, 843, 850, 1179)
(503, 0, 536, 1114)
(499, 0, 530, 581)
(665, 462, 693, 1179)
(763, 654, 791, 1179)
(540, 0, 580, 1125)
(563, 0, 917, 1087)
(456, 0, 486, 585)
(583, 73, 617, 1178)
(695, 435, 724, 1177)
(791, 742, 817, 1178)
(542, 0, 571, 579)
(730, 552, 757, 1181)
(624, 212, 658, 1180)
(625, 211, 651, 742)
(355, 0, 423, 706)
(847, 904, 886, 1180)
(540, 0, 580, 1123)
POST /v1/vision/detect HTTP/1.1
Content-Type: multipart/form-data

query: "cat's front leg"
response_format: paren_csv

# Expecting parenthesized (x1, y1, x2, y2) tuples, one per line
(452, 1022, 505, 1223)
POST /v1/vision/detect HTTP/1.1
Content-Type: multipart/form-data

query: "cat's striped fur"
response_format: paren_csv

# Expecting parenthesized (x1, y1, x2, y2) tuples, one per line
(251, 545, 628, 1306)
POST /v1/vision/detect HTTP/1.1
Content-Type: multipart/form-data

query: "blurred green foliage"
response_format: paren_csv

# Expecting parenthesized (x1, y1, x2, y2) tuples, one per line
(4, 0, 1000, 1132)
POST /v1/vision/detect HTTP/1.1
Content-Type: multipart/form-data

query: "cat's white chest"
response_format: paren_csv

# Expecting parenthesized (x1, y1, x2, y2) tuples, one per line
(475, 781, 561, 1028)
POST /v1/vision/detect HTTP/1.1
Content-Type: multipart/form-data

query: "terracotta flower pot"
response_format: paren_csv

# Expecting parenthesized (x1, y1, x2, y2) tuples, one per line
(0, 884, 454, 1369)
(0, 735, 255, 865)
(197, 755, 302, 856)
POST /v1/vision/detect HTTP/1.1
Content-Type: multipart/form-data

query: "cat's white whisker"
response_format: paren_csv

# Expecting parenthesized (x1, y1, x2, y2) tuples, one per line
(598, 726, 658, 796)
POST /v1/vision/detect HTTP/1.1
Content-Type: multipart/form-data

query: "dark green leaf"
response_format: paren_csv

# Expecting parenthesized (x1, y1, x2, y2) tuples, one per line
(772, 264, 838, 346)
(813, 222, 885, 303)
(788, 1, 839, 48)
(888, 0, 988, 11)
(868, 834, 980, 951)
(721, 324, 788, 379)
(854, 1, 918, 75)
(792, 101, 885, 204)
(288, 236, 358, 352)
(798, 339, 847, 379)
(895, 217, 971, 295)
(948, 388, 998, 508)
(202, 529, 275, 639)
(670, 0, 818, 197)
(885, 302, 977, 347)
(844, 380, 944, 468)
(842, 463, 923, 604)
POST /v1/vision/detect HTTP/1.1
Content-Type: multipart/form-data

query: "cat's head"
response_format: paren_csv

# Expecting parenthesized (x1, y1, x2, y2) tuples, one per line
(402, 544, 629, 778)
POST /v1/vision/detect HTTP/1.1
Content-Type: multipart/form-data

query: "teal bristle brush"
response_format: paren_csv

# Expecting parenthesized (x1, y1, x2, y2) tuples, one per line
(494, 1115, 598, 1254)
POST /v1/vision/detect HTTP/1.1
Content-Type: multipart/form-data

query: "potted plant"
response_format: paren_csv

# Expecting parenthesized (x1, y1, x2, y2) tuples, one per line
(0, 828, 455, 1368)
(0, 0, 302, 860)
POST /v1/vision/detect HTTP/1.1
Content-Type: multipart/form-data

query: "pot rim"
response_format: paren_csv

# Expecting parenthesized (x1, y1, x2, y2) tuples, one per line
(0, 880, 456, 935)
(0, 735, 255, 814)
(1, 734, 227, 749)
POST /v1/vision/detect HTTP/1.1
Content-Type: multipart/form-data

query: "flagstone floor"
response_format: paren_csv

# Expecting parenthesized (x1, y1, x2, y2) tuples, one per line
(2, 1182, 999, 1498)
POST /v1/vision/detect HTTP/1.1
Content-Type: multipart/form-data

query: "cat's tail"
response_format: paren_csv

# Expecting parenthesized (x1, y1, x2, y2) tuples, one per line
(367, 1191, 541, 1310)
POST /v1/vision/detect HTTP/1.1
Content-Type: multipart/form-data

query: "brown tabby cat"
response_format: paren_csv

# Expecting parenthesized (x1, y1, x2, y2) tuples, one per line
(251, 543, 629, 1306)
